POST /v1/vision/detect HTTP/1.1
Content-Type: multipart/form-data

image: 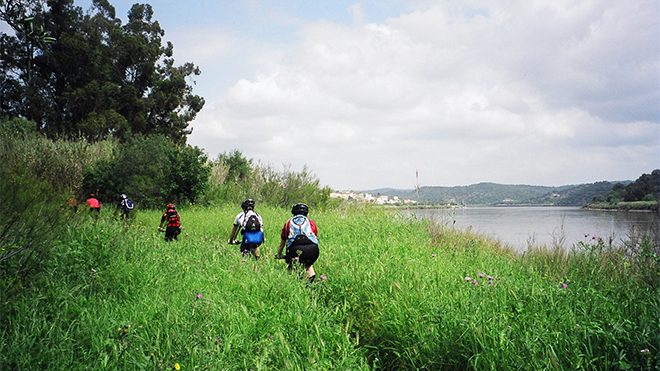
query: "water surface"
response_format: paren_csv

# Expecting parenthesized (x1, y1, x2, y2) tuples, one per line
(407, 206, 658, 251)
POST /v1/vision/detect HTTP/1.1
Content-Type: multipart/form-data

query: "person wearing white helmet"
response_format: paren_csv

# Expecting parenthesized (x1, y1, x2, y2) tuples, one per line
(114, 193, 134, 220)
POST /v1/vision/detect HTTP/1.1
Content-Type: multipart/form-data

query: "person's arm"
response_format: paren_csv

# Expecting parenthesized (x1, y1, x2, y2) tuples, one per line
(229, 225, 239, 243)
(276, 239, 286, 259)
(276, 221, 288, 258)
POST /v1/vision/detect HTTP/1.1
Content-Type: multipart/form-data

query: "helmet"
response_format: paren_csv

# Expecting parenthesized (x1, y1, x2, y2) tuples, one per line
(166, 203, 175, 210)
(241, 199, 255, 211)
(291, 203, 309, 216)
(120, 194, 127, 199)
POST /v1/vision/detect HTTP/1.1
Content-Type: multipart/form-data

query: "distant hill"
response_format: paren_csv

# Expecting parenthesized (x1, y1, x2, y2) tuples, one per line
(363, 181, 626, 206)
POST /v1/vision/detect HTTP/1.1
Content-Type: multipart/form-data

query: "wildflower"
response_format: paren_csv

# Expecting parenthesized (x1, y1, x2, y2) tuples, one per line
(473, 279, 478, 286)
(268, 334, 273, 339)
(478, 273, 485, 278)
(175, 363, 180, 370)
(507, 325, 512, 328)
(566, 279, 570, 282)
(465, 276, 472, 281)
(431, 254, 436, 257)
(374, 230, 378, 233)
(215, 338, 221, 342)
(560, 283, 567, 289)
(487, 275, 493, 280)
(196, 294, 202, 300)
(320, 275, 328, 280)
(576, 324, 580, 327)
(489, 280, 493, 286)
(641, 349, 649, 353)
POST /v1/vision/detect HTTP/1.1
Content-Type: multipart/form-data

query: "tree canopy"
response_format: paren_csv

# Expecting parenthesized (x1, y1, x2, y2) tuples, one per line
(0, 0, 204, 143)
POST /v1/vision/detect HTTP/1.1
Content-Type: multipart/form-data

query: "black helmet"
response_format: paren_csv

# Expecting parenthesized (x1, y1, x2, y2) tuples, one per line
(241, 199, 255, 211)
(291, 203, 309, 216)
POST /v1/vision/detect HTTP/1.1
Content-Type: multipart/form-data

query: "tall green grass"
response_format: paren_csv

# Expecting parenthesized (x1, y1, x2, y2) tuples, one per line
(1, 205, 657, 370)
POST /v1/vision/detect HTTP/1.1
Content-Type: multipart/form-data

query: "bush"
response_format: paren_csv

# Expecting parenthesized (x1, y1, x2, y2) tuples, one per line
(204, 154, 336, 210)
(0, 123, 80, 291)
(82, 134, 210, 207)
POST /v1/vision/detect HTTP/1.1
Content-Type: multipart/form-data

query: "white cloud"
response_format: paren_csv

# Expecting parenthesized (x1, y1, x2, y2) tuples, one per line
(188, 0, 659, 189)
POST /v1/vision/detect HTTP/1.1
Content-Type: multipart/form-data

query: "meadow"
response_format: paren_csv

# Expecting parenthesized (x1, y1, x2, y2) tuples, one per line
(1, 204, 657, 370)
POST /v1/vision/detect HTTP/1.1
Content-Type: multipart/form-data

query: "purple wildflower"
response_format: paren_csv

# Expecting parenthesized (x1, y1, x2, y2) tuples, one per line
(431, 254, 436, 257)
(560, 283, 567, 289)
(196, 293, 202, 300)
(487, 275, 493, 280)
(465, 277, 472, 281)
(478, 273, 485, 278)
(641, 349, 649, 353)
(320, 275, 328, 280)
(472, 279, 478, 286)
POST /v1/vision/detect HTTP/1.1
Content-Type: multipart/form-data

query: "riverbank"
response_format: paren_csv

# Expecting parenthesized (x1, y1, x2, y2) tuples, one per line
(583, 201, 659, 212)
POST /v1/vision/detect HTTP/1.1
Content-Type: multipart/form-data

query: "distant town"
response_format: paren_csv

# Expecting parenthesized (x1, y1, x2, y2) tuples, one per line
(330, 191, 417, 205)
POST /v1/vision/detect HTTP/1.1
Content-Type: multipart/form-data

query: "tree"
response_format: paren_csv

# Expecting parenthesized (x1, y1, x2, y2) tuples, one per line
(217, 150, 253, 183)
(0, 0, 204, 143)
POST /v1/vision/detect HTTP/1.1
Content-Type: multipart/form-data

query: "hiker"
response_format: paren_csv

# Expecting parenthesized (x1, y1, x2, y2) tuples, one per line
(276, 203, 319, 283)
(114, 194, 134, 220)
(228, 199, 264, 259)
(158, 204, 181, 242)
(86, 194, 100, 214)
(68, 195, 78, 213)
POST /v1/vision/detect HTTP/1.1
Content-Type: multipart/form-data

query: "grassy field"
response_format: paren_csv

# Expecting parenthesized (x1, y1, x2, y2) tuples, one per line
(1, 204, 658, 370)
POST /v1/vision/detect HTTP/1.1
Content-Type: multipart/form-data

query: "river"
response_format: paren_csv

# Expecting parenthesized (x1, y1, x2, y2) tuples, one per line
(406, 206, 659, 251)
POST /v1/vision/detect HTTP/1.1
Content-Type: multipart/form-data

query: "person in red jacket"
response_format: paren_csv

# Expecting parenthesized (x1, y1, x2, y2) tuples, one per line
(159, 204, 181, 242)
(86, 194, 100, 218)
(276, 203, 319, 283)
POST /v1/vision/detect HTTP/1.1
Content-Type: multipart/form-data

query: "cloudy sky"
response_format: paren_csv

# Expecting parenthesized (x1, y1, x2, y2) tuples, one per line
(58, 1, 660, 189)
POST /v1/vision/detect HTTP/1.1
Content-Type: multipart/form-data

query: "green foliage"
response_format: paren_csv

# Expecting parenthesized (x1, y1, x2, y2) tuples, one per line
(0, 121, 83, 289)
(0, 0, 204, 143)
(216, 150, 252, 183)
(82, 134, 210, 207)
(589, 170, 659, 209)
(1, 205, 657, 370)
(205, 152, 335, 210)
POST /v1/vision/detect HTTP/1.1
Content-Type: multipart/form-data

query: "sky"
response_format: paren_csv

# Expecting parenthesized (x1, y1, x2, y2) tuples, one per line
(12, 1, 660, 190)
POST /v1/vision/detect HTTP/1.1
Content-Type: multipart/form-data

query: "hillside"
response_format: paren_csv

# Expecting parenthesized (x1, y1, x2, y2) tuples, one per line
(365, 181, 622, 206)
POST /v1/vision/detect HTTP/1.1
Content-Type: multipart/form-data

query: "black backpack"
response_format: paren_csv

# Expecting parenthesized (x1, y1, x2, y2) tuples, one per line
(243, 212, 261, 232)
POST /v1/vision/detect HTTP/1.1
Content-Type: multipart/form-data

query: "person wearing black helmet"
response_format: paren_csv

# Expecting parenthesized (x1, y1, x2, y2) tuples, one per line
(276, 203, 319, 283)
(229, 199, 264, 259)
(159, 203, 181, 241)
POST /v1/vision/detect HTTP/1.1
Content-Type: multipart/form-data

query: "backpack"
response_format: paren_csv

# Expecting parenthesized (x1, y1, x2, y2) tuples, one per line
(242, 211, 261, 232)
(124, 199, 134, 211)
(167, 210, 179, 225)
(287, 215, 318, 247)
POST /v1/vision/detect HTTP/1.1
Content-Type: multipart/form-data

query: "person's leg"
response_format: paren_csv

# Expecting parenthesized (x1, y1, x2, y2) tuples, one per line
(298, 244, 319, 280)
